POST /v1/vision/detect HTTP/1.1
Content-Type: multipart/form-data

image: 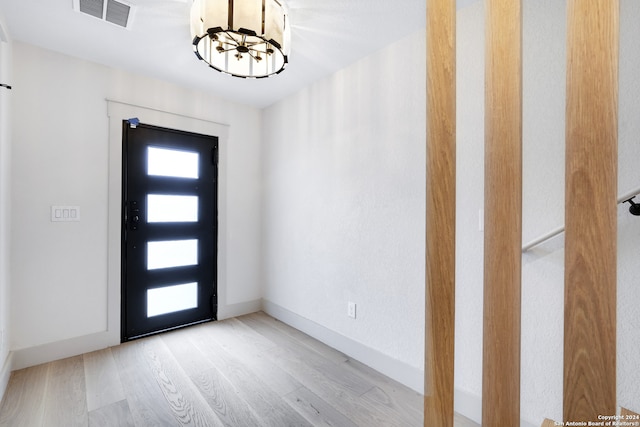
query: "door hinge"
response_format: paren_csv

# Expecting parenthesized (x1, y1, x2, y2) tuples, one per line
(210, 294, 218, 320)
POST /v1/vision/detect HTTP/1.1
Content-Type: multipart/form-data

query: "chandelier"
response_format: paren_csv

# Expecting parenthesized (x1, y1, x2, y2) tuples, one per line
(190, 0, 290, 78)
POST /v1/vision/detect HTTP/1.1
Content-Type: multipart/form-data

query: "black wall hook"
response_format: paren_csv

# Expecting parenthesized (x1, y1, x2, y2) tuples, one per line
(0, 83, 11, 90)
(624, 197, 640, 216)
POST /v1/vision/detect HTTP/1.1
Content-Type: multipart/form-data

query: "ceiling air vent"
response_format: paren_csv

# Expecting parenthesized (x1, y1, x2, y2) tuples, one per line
(74, 0, 133, 29)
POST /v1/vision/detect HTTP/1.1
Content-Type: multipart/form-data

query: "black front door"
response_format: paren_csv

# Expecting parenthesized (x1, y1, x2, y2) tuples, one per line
(122, 122, 218, 341)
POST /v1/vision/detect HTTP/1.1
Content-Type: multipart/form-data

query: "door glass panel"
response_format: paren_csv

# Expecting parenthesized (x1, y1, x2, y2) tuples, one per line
(147, 147, 199, 179)
(147, 239, 198, 270)
(147, 195, 199, 223)
(147, 282, 198, 317)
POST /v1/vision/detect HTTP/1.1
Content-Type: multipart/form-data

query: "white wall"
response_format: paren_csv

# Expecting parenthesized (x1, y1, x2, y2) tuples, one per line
(456, 0, 640, 423)
(0, 13, 13, 401)
(9, 42, 263, 365)
(453, 3, 485, 418)
(3, 0, 639, 421)
(263, 0, 640, 424)
(519, 0, 640, 421)
(455, 0, 570, 422)
(614, 0, 640, 414)
(261, 29, 427, 389)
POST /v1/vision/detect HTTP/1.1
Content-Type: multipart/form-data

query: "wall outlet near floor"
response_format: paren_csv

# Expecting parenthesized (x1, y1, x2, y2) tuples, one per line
(347, 302, 357, 319)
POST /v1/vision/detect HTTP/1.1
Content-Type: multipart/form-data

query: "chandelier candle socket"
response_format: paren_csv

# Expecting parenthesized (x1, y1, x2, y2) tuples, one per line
(190, 0, 290, 78)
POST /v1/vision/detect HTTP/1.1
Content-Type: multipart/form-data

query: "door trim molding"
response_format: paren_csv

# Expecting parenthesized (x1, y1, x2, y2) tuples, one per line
(107, 100, 230, 344)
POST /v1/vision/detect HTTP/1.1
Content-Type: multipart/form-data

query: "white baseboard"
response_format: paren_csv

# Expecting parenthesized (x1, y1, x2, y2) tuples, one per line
(217, 299, 262, 320)
(0, 351, 13, 404)
(262, 300, 540, 427)
(9, 299, 262, 372)
(262, 299, 424, 394)
(455, 388, 482, 425)
(11, 331, 118, 371)
(2, 298, 539, 427)
(454, 387, 538, 427)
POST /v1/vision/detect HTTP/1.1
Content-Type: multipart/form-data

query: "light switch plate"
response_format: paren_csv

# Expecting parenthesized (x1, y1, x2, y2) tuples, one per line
(51, 206, 81, 222)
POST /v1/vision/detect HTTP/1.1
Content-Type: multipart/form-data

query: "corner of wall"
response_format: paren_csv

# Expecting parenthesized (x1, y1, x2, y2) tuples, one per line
(0, 9, 12, 409)
(217, 299, 262, 320)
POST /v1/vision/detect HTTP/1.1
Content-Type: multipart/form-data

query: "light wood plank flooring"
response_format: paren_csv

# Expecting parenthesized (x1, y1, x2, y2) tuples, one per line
(0, 312, 479, 426)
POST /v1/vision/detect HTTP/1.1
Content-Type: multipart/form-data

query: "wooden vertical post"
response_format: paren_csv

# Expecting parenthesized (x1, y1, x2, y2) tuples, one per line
(424, 0, 456, 425)
(564, 0, 618, 421)
(482, 0, 522, 425)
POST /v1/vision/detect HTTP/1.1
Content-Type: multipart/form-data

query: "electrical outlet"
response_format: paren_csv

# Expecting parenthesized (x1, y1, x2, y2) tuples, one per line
(347, 302, 356, 319)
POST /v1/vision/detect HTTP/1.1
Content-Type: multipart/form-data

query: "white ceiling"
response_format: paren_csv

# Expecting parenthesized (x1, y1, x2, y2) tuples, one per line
(0, 0, 477, 108)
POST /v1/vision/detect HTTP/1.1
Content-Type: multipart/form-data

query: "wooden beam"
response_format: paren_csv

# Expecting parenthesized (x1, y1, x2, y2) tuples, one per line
(564, 0, 618, 422)
(482, 0, 522, 425)
(424, 0, 456, 425)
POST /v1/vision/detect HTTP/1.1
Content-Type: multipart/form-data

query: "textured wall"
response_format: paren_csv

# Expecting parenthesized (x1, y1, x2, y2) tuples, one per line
(459, 0, 640, 423)
(616, 0, 640, 413)
(454, 1, 485, 411)
(264, 0, 640, 423)
(4, 0, 639, 421)
(9, 43, 263, 351)
(520, 0, 566, 422)
(261, 30, 427, 371)
(0, 14, 12, 391)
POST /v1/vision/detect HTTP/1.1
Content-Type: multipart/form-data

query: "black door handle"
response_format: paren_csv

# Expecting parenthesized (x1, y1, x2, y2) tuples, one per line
(130, 201, 140, 230)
